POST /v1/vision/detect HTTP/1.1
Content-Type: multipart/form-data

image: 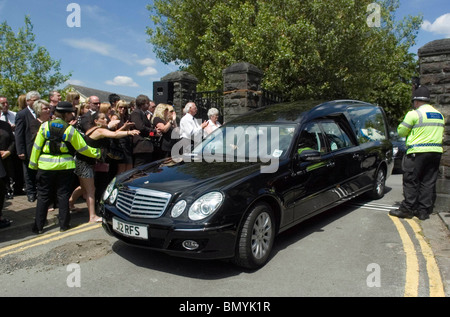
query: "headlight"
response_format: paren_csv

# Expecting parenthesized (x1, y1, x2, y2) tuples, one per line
(171, 200, 187, 218)
(188, 192, 223, 221)
(108, 188, 118, 205)
(103, 177, 116, 202)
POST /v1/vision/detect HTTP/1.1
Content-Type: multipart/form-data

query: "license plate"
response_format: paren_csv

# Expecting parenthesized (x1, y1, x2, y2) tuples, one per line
(112, 218, 148, 240)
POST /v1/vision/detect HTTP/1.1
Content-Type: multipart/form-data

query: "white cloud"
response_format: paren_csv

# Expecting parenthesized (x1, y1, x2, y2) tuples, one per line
(83, 5, 109, 24)
(137, 67, 158, 76)
(136, 58, 158, 76)
(62, 38, 133, 65)
(62, 37, 160, 81)
(63, 38, 112, 56)
(61, 39, 160, 78)
(137, 58, 157, 66)
(106, 76, 139, 87)
(422, 13, 450, 38)
(66, 79, 85, 86)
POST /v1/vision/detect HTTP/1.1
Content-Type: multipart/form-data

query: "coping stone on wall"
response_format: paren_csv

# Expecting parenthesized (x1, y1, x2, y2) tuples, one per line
(161, 71, 198, 84)
(418, 38, 450, 57)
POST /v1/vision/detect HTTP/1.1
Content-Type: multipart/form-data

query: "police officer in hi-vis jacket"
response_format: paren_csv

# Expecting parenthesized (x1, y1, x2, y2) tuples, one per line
(390, 86, 445, 220)
(29, 102, 101, 234)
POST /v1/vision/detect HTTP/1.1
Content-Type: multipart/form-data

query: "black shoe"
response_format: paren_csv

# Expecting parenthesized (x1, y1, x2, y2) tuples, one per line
(0, 218, 11, 229)
(31, 226, 43, 234)
(27, 194, 37, 202)
(60, 225, 71, 232)
(389, 208, 413, 219)
(416, 211, 429, 220)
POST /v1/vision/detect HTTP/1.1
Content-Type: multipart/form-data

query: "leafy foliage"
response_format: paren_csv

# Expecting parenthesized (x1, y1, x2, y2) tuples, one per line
(147, 0, 422, 124)
(0, 16, 71, 104)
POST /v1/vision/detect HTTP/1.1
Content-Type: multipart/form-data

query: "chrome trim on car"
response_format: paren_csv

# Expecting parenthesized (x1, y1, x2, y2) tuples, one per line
(173, 224, 234, 232)
(116, 186, 171, 219)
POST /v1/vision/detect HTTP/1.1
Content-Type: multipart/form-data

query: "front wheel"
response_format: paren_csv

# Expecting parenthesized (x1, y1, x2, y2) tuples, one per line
(233, 203, 275, 269)
(368, 167, 386, 200)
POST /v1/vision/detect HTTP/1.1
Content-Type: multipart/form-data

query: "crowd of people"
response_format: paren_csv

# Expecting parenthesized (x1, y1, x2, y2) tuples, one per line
(0, 90, 222, 233)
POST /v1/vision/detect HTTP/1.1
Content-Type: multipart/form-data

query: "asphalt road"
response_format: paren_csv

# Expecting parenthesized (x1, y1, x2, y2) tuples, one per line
(0, 174, 449, 298)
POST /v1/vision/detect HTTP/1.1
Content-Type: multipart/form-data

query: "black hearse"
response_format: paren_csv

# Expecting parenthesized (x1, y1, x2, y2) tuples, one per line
(101, 100, 393, 269)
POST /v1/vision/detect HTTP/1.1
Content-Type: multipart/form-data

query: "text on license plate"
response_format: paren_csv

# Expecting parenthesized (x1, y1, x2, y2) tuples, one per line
(113, 218, 148, 240)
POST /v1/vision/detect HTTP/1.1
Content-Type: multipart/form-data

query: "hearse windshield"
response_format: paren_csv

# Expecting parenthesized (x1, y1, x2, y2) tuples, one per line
(193, 123, 297, 162)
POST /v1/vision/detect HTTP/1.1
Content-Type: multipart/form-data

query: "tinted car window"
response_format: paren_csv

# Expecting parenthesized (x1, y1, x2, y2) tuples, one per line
(196, 123, 297, 160)
(348, 106, 387, 143)
(297, 122, 328, 153)
(321, 120, 354, 151)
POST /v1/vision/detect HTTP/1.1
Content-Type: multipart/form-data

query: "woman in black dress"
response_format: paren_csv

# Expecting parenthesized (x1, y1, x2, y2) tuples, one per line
(152, 103, 177, 160)
(112, 100, 135, 174)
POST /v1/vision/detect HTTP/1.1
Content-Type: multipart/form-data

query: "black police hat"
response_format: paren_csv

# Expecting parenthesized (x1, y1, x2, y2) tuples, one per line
(55, 101, 75, 113)
(412, 86, 430, 102)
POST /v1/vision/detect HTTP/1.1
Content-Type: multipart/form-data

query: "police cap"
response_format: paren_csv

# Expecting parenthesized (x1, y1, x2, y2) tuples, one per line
(412, 86, 430, 102)
(55, 101, 75, 113)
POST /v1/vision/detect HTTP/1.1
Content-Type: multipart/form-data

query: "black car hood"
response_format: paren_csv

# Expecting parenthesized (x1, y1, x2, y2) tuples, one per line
(118, 157, 263, 196)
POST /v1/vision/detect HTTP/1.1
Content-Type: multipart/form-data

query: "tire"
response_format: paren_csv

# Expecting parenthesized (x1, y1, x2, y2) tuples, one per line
(368, 167, 386, 200)
(233, 202, 275, 269)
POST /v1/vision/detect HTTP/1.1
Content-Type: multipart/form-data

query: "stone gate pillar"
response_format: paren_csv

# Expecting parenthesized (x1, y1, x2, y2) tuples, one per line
(222, 62, 264, 123)
(160, 71, 198, 116)
(418, 38, 450, 213)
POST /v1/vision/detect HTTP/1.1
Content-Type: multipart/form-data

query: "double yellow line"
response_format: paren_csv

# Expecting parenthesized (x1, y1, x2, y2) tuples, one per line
(389, 216, 445, 297)
(0, 222, 101, 259)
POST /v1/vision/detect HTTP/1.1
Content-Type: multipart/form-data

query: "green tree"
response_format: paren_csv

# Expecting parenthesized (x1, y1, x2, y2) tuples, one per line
(0, 16, 71, 106)
(147, 0, 422, 124)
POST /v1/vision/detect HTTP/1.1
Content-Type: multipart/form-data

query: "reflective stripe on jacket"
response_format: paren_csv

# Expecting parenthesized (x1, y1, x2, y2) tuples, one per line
(29, 119, 101, 171)
(397, 104, 445, 155)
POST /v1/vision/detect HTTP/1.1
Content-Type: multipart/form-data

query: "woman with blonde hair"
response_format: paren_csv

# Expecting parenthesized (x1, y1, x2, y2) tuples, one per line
(65, 91, 80, 106)
(113, 100, 129, 120)
(65, 91, 81, 123)
(79, 102, 90, 115)
(17, 94, 27, 110)
(152, 103, 177, 160)
(31, 100, 52, 128)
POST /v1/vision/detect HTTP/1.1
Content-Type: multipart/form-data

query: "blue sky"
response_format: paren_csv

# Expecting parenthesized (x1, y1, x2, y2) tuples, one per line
(1, 0, 449, 100)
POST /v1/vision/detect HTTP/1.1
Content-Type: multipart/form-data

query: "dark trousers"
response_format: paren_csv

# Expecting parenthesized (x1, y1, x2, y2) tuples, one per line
(400, 152, 441, 216)
(22, 160, 37, 196)
(34, 169, 74, 231)
(3, 156, 15, 195)
(0, 177, 5, 218)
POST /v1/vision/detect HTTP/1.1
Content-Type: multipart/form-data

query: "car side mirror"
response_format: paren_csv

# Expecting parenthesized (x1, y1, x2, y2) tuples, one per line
(296, 149, 322, 162)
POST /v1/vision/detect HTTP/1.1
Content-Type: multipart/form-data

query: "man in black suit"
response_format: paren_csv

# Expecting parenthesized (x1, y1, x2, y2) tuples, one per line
(130, 95, 155, 167)
(15, 91, 39, 202)
(0, 119, 16, 199)
(0, 157, 9, 228)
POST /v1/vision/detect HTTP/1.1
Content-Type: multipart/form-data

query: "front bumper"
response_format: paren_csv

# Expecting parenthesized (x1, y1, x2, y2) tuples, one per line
(100, 204, 237, 260)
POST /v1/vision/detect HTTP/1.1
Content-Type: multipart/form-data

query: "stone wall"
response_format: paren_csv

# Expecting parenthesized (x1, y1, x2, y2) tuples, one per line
(156, 63, 267, 123)
(160, 71, 198, 116)
(222, 62, 264, 122)
(418, 39, 450, 212)
(418, 39, 450, 179)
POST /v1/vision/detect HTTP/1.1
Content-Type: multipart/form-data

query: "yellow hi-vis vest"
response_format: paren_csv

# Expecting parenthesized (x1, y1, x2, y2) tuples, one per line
(397, 104, 445, 155)
(29, 119, 101, 171)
